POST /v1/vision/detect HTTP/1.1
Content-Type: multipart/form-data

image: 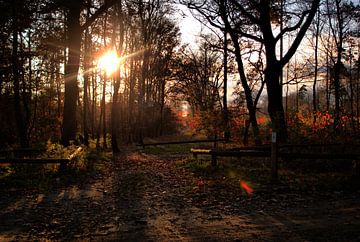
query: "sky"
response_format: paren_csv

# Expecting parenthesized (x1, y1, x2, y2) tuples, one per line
(175, 4, 204, 47)
(174, 4, 239, 103)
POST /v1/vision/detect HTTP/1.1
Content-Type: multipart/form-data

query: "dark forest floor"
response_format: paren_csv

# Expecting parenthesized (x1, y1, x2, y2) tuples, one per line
(0, 146, 360, 241)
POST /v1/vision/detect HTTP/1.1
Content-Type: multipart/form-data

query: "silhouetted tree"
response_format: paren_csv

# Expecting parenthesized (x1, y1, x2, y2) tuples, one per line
(186, 0, 320, 142)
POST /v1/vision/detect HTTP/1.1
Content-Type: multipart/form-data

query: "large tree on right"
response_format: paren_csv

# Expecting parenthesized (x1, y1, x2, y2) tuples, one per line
(187, 0, 320, 142)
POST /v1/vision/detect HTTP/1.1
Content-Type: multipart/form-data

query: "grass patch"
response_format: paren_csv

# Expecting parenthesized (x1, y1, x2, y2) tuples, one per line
(182, 157, 260, 180)
(183, 159, 212, 173)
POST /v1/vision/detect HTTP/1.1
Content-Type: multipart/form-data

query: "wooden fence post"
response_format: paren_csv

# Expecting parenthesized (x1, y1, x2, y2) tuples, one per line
(271, 132, 278, 182)
(211, 154, 217, 167)
(213, 134, 218, 148)
(59, 162, 67, 173)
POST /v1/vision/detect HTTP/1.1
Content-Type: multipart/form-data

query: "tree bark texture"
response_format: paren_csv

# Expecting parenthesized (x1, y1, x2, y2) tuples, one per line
(61, 1, 81, 146)
(12, 1, 29, 147)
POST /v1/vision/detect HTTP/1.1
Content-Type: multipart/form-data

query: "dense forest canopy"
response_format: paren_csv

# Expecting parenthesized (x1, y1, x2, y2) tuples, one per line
(0, 0, 359, 150)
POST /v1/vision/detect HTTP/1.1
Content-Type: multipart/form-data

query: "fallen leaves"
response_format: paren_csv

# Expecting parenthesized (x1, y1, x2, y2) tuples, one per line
(1, 149, 360, 241)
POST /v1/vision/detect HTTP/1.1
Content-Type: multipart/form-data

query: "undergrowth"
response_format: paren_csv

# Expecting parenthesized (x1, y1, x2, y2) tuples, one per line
(0, 141, 112, 193)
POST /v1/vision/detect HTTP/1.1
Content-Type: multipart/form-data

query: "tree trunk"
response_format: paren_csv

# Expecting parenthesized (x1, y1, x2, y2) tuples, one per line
(219, 0, 261, 145)
(262, 0, 318, 142)
(327, 0, 343, 131)
(313, 8, 320, 126)
(333, 60, 341, 130)
(111, 76, 121, 152)
(265, 60, 288, 143)
(128, 60, 135, 143)
(223, 30, 230, 141)
(23, 31, 32, 143)
(83, 37, 90, 146)
(349, 47, 355, 133)
(102, 75, 107, 149)
(138, 49, 149, 141)
(259, 1, 289, 143)
(111, 1, 124, 153)
(159, 78, 165, 136)
(92, 71, 97, 138)
(61, 0, 117, 146)
(227, 30, 261, 145)
(326, 46, 330, 111)
(243, 119, 250, 145)
(82, 2, 91, 146)
(12, 2, 28, 148)
(61, 1, 81, 146)
(357, 43, 360, 133)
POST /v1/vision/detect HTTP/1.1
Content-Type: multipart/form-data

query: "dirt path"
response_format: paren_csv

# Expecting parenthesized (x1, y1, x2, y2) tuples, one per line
(1, 150, 360, 241)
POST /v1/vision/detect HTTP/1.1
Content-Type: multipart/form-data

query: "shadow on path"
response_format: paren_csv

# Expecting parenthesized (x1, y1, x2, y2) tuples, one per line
(1, 150, 360, 241)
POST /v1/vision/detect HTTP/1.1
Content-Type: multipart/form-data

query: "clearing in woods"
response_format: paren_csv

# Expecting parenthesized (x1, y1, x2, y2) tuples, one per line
(0, 146, 360, 241)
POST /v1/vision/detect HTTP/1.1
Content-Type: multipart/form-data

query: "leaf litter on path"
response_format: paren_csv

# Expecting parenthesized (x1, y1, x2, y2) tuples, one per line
(0, 149, 359, 241)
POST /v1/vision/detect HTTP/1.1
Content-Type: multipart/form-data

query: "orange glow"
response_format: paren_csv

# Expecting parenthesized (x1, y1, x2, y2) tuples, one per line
(240, 180, 253, 195)
(98, 50, 120, 75)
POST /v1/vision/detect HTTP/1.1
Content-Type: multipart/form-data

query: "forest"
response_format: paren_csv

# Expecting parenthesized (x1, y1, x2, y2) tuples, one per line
(1, 0, 360, 240)
(0, 0, 359, 149)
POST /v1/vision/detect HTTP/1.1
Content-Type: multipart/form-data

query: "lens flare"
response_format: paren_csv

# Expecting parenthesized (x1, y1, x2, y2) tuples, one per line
(240, 180, 253, 195)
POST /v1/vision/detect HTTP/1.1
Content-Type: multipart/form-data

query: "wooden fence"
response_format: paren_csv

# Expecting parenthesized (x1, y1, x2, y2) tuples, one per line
(137, 139, 226, 148)
(191, 132, 360, 182)
(0, 147, 83, 171)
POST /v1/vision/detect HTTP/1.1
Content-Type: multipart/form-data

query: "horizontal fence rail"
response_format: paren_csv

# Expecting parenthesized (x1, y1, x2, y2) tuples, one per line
(191, 141, 360, 182)
(190, 148, 360, 160)
(137, 139, 226, 147)
(0, 147, 83, 165)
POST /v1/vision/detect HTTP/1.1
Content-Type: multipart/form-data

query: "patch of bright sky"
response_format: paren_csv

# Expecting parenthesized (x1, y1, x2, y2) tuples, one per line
(175, 4, 203, 47)
(173, 3, 340, 105)
(174, 4, 239, 104)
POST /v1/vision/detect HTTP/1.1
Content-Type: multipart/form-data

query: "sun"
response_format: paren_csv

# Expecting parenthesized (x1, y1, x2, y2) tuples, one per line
(98, 50, 120, 75)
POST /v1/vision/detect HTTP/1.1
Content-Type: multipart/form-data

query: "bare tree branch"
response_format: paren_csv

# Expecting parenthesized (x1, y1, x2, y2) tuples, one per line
(229, 0, 260, 25)
(281, 0, 320, 67)
(81, 0, 117, 32)
(275, 9, 310, 42)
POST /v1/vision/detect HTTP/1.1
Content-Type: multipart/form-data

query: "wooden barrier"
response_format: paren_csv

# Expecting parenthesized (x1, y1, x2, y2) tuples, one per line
(137, 139, 226, 148)
(191, 148, 360, 161)
(0, 157, 70, 164)
(271, 132, 278, 182)
(0, 147, 83, 171)
(190, 148, 270, 166)
(190, 139, 360, 182)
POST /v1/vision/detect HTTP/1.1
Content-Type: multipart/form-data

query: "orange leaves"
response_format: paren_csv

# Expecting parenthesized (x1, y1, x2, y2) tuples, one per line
(312, 111, 333, 130)
(257, 116, 267, 125)
(311, 111, 351, 131)
(186, 113, 202, 131)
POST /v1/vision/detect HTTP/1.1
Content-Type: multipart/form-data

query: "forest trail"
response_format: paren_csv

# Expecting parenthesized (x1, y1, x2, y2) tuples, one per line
(1, 149, 360, 241)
